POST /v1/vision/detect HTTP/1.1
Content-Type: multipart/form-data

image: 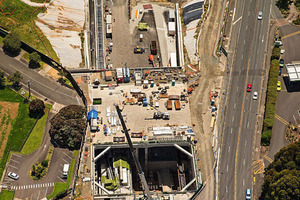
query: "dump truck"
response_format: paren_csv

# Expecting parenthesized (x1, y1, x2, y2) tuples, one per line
(150, 41, 157, 55)
(174, 100, 181, 110)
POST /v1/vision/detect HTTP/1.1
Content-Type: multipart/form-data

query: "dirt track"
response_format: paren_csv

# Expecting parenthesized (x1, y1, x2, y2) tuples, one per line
(188, 0, 224, 198)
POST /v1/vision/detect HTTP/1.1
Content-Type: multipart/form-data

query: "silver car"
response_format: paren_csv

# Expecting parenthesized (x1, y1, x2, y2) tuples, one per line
(8, 172, 19, 180)
(258, 11, 262, 20)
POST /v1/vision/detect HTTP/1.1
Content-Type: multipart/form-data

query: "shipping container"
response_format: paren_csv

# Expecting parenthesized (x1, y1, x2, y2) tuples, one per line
(168, 95, 180, 100)
(168, 22, 176, 36)
(106, 14, 112, 24)
(123, 67, 130, 83)
(167, 100, 172, 110)
(174, 100, 181, 110)
(116, 68, 123, 83)
(150, 41, 157, 55)
(169, 9, 175, 22)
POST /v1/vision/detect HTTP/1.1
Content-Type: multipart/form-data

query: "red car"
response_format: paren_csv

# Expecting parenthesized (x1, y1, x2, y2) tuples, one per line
(247, 84, 252, 92)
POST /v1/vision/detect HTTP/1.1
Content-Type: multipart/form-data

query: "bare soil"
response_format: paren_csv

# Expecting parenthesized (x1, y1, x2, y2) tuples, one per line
(0, 102, 19, 160)
(188, 0, 224, 198)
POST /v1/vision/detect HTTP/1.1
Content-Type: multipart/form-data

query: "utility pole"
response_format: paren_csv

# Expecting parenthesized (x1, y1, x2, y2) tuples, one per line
(115, 105, 152, 200)
(27, 80, 31, 98)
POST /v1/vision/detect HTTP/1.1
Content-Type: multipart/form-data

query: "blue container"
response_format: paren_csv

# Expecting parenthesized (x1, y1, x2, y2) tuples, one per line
(143, 101, 147, 107)
(143, 98, 147, 101)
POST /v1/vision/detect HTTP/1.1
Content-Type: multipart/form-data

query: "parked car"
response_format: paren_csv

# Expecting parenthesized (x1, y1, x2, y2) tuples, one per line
(8, 172, 19, 180)
(277, 81, 281, 91)
(279, 59, 284, 68)
(245, 189, 251, 199)
(257, 11, 262, 20)
(247, 84, 252, 92)
(279, 68, 282, 76)
(253, 92, 258, 100)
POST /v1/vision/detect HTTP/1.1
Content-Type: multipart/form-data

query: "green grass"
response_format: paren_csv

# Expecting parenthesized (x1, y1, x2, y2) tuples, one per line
(0, 0, 59, 62)
(0, 190, 15, 200)
(0, 87, 37, 179)
(20, 104, 52, 155)
(47, 154, 76, 199)
(30, 0, 50, 3)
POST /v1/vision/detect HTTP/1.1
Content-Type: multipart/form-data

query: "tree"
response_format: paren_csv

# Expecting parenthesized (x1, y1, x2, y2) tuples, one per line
(29, 99, 45, 118)
(29, 52, 41, 68)
(3, 31, 21, 56)
(276, 0, 289, 10)
(50, 105, 86, 149)
(8, 71, 22, 87)
(260, 141, 300, 200)
(0, 70, 5, 88)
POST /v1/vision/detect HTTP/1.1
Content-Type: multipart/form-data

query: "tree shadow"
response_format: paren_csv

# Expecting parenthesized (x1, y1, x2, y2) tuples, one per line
(29, 111, 45, 119)
(29, 61, 41, 69)
(2, 47, 20, 57)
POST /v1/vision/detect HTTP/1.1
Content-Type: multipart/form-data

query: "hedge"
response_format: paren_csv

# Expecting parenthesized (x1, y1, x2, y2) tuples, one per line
(271, 47, 281, 60)
(261, 58, 279, 146)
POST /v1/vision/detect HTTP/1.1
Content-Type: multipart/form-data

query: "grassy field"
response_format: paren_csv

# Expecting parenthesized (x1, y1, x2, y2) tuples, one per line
(0, 87, 37, 179)
(20, 104, 52, 155)
(0, 190, 15, 200)
(47, 151, 77, 199)
(0, 0, 59, 62)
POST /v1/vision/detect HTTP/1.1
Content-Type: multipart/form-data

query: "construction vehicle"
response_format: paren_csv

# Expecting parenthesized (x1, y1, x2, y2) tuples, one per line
(153, 111, 170, 120)
(115, 105, 152, 200)
(187, 88, 193, 94)
(149, 55, 156, 67)
(134, 46, 145, 54)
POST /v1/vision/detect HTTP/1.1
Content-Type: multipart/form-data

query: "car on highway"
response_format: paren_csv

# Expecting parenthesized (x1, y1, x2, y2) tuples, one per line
(247, 84, 252, 92)
(8, 172, 19, 180)
(279, 59, 284, 68)
(277, 81, 281, 91)
(253, 92, 258, 100)
(245, 189, 251, 199)
(257, 11, 262, 20)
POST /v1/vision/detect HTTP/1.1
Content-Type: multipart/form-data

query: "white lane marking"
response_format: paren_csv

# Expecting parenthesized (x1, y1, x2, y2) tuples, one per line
(228, 146, 230, 152)
(62, 158, 69, 164)
(244, 40, 245, 45)
(247, 121, 249, 128)
(233, 16, 242, 25)
(37, 190, 41, 200)
(8, 165, 17, 169)
(63, 152, 73, 160)
(12, 154, 21, 158)
(236, 86, 239, 92)
(246, 25, 248, 30)
(243, 178, 245, 186)
(231, 128, 233, 134)
(262, 35, 264, 42)
(227, 165, 229, 172)
(226, 185, 228, 193)
(293, 115, 297, 124)
(232, 8, 236, 21)
(243, 158, 245, 166)
(245, 140, 247, 146)
(10, 159, 20, 163)
(248, 11, 250, 16)
(232, 116, 235, 122)
(242, 54, 244, 60)
(234, 103, 236, 109)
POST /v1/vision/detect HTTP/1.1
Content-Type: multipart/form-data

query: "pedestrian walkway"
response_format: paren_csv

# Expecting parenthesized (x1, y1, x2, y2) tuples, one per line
(10, 182, 54, 190)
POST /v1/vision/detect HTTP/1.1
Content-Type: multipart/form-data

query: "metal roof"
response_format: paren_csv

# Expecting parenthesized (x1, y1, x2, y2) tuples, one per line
(286, 63, 300, 82)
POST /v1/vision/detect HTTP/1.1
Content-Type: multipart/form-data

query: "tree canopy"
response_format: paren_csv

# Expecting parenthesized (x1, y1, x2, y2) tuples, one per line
(3, 31, 21, 56)
(0, 70, 5, 88)
(29, 52, 41, 68)
(29, 99, 45, 118)
(260, 141, 300, 200)
(50, 105, 86, 149)
(8, 71, 22, 87)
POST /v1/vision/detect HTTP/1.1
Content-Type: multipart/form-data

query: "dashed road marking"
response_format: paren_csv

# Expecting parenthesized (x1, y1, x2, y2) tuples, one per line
(11, 183, 54, 190)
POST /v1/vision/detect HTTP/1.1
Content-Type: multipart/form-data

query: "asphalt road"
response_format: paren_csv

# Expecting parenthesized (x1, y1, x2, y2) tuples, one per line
(89, 0, 96, 68)
(0, 49, 78, 105)
(219, 0, 271, 199)
(3, 112, 74, 199)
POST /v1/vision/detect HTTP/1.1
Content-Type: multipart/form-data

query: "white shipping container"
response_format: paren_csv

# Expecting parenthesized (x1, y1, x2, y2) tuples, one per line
(106, 107, 111, 117)
(116, 68, 123, 77)
(106, 14, 112, 24)
(122, 168, 128, 185)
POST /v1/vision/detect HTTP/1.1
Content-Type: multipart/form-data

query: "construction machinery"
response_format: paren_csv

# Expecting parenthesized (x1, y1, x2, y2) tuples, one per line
(134, 46, 145, 54)
(153, 111, 170, 120)
(115, 105, 152, 200)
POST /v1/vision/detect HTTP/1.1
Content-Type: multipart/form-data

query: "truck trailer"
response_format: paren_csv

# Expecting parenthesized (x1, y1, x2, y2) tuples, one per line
(116, 68, 123, 83)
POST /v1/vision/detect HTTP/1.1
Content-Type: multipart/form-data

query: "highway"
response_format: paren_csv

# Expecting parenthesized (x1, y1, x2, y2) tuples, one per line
(0, 50, 78, 105)
(219, 0, 271, 199)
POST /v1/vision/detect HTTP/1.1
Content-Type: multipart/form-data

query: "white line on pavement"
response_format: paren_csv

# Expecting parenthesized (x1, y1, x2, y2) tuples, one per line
(233, 16, 242, 25)
(63, 152, 73, 160)
(8, 165, 17, 169)
(232, 116, 234, 122)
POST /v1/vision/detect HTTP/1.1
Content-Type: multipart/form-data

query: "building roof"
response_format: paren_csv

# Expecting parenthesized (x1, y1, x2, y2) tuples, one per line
(286, 63, 300, 82)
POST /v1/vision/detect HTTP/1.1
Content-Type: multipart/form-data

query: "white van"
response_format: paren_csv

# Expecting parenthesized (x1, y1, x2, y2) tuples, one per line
(62, 164, 70, 179)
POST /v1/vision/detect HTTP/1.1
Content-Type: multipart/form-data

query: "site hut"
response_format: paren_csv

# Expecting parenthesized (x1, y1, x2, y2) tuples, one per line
(285, 63, 300, 85)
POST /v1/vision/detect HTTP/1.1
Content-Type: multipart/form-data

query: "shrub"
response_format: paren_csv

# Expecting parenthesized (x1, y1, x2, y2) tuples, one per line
(41, 160, 48, 167)
(53, 189, 68, 200)
(8, 71, 22, 87)
(271, 47, 281, 60)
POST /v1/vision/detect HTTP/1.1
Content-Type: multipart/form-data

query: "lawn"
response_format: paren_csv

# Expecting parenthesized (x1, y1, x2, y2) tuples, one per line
(20, 104, 52, 155)
(47, 151, 77, 199)
(0, 87, 37, 179)
(0, 0, 59, 62)
(0, 190, 15, 200)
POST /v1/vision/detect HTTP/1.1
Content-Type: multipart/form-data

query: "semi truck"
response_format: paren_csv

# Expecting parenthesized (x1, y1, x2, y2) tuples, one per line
(123, 67, 130, 83)
(116, 68, 123, 83)
(168, 9, 176, 36)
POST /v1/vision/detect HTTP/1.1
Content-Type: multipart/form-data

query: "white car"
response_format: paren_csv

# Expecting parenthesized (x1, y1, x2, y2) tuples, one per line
(8, 172, 19, 180)
(258, 11, 262, 20)
(253, 92, 258, 100)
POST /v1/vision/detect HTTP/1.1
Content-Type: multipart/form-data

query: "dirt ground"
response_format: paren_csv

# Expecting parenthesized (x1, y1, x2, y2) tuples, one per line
(0, 102, 19, 160)
(187, 0, 224, 198)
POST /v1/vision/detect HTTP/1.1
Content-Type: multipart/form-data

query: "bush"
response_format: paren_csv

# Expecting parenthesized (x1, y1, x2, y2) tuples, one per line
(8, 71, 22, 87)
(261, 129, 272, 146)
(41, 159, 48, 167)
(50, 105, 86, 149)
(276, 0, 289, 11)
(53, 189, 68, 200)
(271, 47, 281, 60)
(3, 31, 21, 56)
(29, 99, 45, 118)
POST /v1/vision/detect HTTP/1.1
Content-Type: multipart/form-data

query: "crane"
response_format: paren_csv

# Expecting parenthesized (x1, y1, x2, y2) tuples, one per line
(115, 105, 152, 200)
